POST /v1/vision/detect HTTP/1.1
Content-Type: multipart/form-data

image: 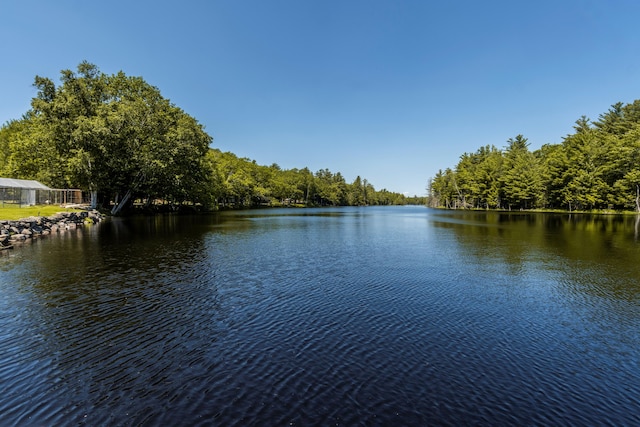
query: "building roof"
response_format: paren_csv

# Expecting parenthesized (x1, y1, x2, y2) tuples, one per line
(0, 178, 52, 190)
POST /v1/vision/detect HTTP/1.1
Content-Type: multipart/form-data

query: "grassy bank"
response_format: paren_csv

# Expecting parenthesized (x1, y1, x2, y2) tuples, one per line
(0, 205, 82, 221)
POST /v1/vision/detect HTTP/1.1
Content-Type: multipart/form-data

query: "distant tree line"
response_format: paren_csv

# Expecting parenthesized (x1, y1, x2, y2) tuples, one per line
(0, 62, 422, 214)
(428, 100, 640, 212)
(207, 150, 424, 208)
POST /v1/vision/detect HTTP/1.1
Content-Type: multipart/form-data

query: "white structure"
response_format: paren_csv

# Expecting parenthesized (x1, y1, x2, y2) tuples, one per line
(0, 178, 52, 206)
(0, 178, 85, 207)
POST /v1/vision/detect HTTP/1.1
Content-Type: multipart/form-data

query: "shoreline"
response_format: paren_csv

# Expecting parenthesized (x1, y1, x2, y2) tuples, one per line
(0, 210, 105, 250)
(428, 206, 640, 215)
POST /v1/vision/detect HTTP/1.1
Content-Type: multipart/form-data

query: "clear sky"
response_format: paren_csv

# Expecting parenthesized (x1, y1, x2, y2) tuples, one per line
(2, 1, 640, 196)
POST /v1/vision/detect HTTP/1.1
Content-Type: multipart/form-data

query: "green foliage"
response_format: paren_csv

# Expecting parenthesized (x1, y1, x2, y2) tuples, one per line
(501, 135, 544, 210)
(205, 150, 411, 208)
(428, 100, 640, 212)
(1, 62, 212, 212)
(1, 61, 413, 212)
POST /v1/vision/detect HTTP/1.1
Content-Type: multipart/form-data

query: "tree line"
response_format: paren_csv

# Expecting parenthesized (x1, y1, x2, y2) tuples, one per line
(428, 100, 640, 212)
(0, 62, 422, 214)
(207, 150, 423, 208)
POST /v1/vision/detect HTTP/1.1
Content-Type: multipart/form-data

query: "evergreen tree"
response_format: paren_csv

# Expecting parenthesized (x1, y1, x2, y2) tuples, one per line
(500, 135, 543, 209)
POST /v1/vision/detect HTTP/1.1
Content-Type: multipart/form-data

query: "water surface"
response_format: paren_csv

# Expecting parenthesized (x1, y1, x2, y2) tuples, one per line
(1, 207, 639, 425)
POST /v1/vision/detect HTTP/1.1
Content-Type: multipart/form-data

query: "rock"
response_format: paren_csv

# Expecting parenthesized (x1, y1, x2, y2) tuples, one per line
(0, 210, 105, 247)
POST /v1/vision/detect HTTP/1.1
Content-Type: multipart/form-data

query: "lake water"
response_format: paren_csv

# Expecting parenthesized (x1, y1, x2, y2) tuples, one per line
(1, 206, 639, 426)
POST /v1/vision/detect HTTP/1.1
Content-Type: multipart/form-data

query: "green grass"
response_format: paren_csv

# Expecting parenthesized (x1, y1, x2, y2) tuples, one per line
(0, 204, 81, 221)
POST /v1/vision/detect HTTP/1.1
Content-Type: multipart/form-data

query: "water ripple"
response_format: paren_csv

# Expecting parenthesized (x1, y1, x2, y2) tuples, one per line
(1, 209, 639, 425)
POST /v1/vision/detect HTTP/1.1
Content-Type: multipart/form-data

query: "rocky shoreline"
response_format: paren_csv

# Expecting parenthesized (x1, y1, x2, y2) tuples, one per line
(0, 210, 105, 250)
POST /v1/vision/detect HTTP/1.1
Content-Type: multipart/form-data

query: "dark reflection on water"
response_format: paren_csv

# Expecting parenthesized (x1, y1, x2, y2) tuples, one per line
(429, 210, 640, 300)
(1, 207, 639, 426)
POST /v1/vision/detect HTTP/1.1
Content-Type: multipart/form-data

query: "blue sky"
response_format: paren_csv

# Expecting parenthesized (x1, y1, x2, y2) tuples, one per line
(2, 1, 640, 196)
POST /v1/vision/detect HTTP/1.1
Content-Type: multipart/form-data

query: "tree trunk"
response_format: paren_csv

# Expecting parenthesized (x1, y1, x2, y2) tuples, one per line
(636, 185, 640, 213)
(111, 172, 144, 215)
(111, 189, 133, 215)
(90, 190, 98, 210)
